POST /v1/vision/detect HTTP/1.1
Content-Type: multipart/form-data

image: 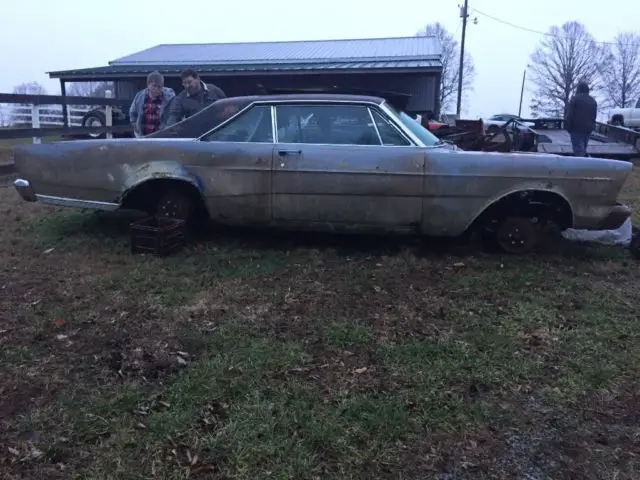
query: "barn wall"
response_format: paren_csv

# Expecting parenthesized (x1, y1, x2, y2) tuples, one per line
(111, 70, 440, 115)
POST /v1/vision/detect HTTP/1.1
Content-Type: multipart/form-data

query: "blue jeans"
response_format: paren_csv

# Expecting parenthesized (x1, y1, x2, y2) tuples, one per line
(569, 133, 590, 157)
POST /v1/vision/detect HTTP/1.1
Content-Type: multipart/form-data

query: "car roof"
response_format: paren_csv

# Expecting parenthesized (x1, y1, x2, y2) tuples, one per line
(220, 93, 386, 105)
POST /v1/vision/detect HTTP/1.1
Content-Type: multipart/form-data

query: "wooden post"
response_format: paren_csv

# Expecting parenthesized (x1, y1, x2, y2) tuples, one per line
(31, 104, 41, 144)
(60, 79, 69, 128)
(105, 89, 113, 139)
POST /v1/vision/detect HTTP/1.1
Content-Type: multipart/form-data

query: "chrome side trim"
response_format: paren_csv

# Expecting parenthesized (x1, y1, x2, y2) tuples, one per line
(270, 105, 278, 143)
(35, 194, 120, 211)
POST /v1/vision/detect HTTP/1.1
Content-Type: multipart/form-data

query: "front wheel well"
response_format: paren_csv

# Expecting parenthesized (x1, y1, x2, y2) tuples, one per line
(469, 190, 574, 233)
(120, 178, 208, 218)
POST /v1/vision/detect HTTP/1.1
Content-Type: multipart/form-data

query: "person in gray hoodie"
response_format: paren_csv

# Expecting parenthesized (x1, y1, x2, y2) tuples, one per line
(564, 81, 598, 157)
(165, 69, 226, 126)
(129, 71, 176, 137)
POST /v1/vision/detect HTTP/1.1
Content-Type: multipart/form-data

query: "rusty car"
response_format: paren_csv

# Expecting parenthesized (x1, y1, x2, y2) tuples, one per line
(11, 93, 633, 254)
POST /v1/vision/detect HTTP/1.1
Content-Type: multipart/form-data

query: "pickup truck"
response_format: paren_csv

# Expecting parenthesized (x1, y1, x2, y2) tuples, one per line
(609, 98, 640, 129)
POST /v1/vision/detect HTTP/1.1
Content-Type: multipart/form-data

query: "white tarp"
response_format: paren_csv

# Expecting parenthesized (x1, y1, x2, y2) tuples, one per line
(561, 218, 633, 246)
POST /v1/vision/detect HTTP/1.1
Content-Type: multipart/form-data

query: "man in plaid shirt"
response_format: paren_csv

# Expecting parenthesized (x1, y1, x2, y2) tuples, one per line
(129, 71, 175, 137)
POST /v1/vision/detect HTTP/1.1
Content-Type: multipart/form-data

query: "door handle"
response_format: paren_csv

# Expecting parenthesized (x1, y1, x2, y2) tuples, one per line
(277, 149, 302, 157)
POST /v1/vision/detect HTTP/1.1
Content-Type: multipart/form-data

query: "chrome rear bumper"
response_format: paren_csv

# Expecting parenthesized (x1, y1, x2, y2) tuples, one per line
(14, 178, 37, 202)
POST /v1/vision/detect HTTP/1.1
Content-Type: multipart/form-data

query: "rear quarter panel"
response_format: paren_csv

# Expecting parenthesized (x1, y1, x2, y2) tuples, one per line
(422, 149, 632, 235)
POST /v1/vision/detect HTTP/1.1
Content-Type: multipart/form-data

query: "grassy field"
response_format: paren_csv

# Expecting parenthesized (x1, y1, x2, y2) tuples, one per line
(0, 170, 639, 479)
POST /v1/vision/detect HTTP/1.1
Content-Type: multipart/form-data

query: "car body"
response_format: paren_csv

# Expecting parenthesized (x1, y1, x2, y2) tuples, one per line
(11, 93, 633, 253)
(484, 114, 535, 132)
(609, 98, 640, 129)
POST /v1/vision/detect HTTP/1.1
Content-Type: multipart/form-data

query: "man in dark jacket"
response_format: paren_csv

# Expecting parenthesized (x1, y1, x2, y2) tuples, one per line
(165, 69, 226, 126)
(564, 81, 597, 157)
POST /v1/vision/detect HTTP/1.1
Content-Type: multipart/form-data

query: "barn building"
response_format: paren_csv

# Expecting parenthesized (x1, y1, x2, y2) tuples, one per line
(48, 35, 443, 117)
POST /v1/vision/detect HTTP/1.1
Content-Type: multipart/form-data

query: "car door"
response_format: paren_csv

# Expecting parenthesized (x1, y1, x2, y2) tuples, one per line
(271, 102, 424, 232)
(190, 103, 274, 225)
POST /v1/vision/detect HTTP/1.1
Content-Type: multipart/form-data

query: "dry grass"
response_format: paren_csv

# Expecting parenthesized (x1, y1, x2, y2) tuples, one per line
(0, 170, 639, 479)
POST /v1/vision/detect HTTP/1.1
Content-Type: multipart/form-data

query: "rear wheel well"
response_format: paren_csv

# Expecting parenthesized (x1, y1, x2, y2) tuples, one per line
(120, 178, 208, 218)
(469, 190, 574, 233)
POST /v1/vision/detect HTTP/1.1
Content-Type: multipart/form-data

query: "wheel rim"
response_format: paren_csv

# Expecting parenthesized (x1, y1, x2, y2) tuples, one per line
(495, 217, 538, 254)
(157, 194, 190, 220)
(87, 118, 103, 138)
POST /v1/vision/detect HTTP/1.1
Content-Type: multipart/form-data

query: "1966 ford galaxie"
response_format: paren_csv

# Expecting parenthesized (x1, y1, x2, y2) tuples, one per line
(11, 93, 633, 254)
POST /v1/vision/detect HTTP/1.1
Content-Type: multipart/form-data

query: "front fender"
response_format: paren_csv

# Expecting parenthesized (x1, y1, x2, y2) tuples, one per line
(117, 160, 204, 202)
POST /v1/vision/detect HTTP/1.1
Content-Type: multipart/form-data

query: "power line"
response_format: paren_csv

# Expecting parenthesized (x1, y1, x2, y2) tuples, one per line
(470, 7, 622, 46)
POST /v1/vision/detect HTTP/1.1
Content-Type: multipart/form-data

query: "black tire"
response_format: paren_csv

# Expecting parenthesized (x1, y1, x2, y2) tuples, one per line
(611, 115, 624, 127)
(82, 110, 106, 139)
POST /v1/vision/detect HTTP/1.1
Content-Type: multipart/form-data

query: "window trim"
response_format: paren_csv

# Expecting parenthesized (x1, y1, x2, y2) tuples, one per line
(367, 107, 384, 145)
(197, 98, 425, 147)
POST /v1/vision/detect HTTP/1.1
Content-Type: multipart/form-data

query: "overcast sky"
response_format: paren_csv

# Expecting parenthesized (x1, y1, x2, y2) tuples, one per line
(1, 0, 638, 119)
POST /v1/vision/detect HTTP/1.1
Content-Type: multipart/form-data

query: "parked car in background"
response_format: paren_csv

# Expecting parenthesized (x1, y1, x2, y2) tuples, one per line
(483, 113, 535, 133)
(609, 98, 640, 129)
(11, 93, 633, 255)
(80, 104, 134, 139)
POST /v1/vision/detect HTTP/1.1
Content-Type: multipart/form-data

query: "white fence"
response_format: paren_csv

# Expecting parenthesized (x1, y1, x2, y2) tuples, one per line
(9, 104, 92, 128)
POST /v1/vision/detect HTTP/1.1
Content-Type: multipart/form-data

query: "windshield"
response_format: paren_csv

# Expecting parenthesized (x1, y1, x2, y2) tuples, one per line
(383, 102, 442, 146)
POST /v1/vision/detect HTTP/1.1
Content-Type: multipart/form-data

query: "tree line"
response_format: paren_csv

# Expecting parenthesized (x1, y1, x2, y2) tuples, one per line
(528, 22, 640, 117)
(418, 21, 640, 119)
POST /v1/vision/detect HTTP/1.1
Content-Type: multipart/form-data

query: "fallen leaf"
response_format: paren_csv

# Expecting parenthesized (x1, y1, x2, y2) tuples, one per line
(176, 356, 187, 365)
(55, 334, 68, 341)
(354, 367, 368, 374)
(453, 262, 465, 268)
(8, 446, 19, 456)
(43, 248, 55, 254)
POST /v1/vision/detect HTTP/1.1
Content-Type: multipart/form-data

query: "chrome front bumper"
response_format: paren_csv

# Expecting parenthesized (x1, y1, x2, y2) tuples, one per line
(14, 178, 37, 202)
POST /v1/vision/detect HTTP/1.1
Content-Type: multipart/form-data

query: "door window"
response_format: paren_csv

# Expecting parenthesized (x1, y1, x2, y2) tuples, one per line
(275, 104, 381, 145)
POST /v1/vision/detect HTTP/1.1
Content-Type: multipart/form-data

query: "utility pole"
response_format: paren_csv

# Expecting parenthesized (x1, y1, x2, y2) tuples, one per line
(518, 68, 527, 117)
(456, 0, 469, 117)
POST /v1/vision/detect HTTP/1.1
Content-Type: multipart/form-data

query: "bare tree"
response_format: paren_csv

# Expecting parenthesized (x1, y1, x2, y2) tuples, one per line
(417, 22, 475, 114)
(13, 81, 47, 96)
(528, 21, 604, 117)
(66, 81, 114, 98)
(598, 32, 640, 109)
